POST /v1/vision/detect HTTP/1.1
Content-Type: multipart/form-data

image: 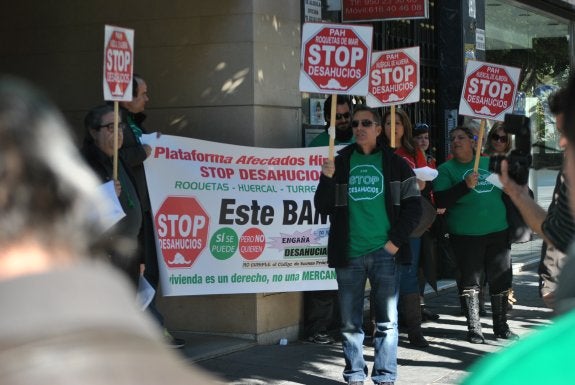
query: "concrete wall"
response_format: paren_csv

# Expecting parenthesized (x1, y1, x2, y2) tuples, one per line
(0, 0, 302, 147)
(0, 0, 304, 342)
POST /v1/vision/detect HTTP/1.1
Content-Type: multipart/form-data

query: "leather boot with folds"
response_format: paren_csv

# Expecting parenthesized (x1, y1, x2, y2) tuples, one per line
(491, 290, 519, 340)
(401, 293, 429, 348)
(461, 289, 485, 344)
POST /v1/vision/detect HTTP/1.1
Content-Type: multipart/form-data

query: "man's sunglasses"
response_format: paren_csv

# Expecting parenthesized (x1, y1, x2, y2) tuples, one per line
(351, 119, 378, 128)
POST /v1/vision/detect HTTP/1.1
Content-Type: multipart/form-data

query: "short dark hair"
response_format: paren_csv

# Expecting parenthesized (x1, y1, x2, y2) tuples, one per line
(324, 95, 352, 122)
(83, 104, 115, 144)
(449, 126, 475, 140)
(132, 73, 143, 98)
(413, 123, 430, 136)
(352, 104, 381, 124)
(548, 87, 568, 116)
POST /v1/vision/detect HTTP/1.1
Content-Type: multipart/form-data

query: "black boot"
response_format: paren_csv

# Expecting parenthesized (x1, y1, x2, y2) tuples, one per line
(461, 289, 485, 344)
(491, 291, 519, 340)
(401, 293, 429, 348)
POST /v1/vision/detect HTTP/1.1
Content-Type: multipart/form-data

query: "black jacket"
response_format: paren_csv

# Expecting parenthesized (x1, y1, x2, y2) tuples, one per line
(314, 144, 422, 268)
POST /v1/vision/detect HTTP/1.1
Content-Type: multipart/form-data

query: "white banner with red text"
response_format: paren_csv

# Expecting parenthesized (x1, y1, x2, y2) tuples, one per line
(144, 135, 339, 296)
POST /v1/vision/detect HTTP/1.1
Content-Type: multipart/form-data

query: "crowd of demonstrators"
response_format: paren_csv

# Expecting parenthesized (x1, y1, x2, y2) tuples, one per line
(0, 76, 221, 385)
(118, 75, 184, 348)
(434, 126, 517, 344)
(460, 72, 575, 385)
(315, 105, 422, 385)
(380, 108, 429, 348)
(81, 104, 143, 287)
(304, 95, 353, 345)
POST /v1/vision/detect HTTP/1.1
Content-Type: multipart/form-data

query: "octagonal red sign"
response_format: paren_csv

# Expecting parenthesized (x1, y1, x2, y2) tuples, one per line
(367, 47, 420, 107)
(459, 61, 521, 122)
(103, 25, 134, 102)
(299, 22, 373, 95)
(155, 196, 210, 269)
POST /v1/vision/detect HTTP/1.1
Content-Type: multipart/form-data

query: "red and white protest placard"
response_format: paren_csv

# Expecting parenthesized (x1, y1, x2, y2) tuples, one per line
(103, 25, 134, 102)
(155, 196, 210, 269)
(459, 61, 521, 122)
(367, 47, 420, 107)
(299, 22, 373, 95)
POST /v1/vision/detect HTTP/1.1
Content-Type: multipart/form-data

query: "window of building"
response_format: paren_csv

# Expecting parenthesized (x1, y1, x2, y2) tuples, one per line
(486, 0, 571, 168)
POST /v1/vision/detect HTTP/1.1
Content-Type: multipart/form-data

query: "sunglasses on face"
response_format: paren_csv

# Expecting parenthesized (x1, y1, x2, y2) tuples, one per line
(491, 133, 508, 143)
(335, 112, 351, 120)
(351, 119, 378, 128)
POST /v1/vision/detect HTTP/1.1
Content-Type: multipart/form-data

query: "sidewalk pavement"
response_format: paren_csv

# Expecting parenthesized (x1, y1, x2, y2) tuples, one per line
(176, 236, 553, 385)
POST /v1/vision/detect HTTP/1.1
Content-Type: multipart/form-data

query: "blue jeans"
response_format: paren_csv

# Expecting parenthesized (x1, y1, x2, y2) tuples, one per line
(400, 237, 421, 295)
(336, 248, 400, 384)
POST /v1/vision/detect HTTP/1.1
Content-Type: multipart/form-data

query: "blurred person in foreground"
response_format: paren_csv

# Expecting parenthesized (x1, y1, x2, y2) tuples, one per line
(0, 76, 221, 385)
(315, 105, 421, 385)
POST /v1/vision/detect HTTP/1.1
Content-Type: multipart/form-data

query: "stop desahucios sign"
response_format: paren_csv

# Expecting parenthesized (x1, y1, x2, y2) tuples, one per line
(299, 22, 373, 95)
(459, 61, 521, 122)
(367, 47, 420, 107)
(155, 196, 210, 269)
(103, 25, 134, 102)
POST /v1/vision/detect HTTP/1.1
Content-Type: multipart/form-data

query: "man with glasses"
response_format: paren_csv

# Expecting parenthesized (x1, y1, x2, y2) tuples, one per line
(315, 105, 421, 385)
(81, 104, 142, 287)
(309, 95, 354, 147)
(304, 94, 353, 345)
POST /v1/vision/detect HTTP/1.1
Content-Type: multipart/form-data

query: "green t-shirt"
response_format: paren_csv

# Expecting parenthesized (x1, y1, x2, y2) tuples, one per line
(308, 131, 354, 147)
(433, 156, 507, 236)
(461, 308, 575, 384)
(347, 150, 390, 258)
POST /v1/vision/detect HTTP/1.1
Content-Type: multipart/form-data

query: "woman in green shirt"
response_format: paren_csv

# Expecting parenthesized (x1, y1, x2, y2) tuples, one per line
(433, 126, 516, 344)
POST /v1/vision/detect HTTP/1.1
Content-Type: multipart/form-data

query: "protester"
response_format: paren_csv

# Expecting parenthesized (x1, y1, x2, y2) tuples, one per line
(314, 105, 421, 385)
(434, 126, 516, 344)
(0, 76, 221, 385)
(483, 122, 511, 157)
(117, 74, 184, 348)
(413, 123, 436, 168)
(81, 104, 143, 287)
(308, 95, 353, 147)
(413, 122, 441, 322)
(382, 109, 430, 348)
(304, 94, 352, 344)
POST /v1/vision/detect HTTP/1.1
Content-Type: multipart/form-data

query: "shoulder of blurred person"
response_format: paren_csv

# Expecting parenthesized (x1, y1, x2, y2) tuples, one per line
(0, 76, 222, 384)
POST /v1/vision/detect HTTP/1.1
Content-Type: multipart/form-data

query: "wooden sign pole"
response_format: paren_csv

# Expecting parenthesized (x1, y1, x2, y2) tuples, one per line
(473, 118, 486, 172)
(390, 105, 396, 148)
(328, 94, 338, 160)
(113, 101, 119, 180)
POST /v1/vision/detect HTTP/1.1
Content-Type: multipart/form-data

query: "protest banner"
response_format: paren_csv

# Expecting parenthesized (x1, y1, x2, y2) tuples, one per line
(458, 60, 521, 171)
(299, 22, 373, 159)
(144, 135, 339, 296)
(367, 46, 420, 147)
(103, 25, 134, 179)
